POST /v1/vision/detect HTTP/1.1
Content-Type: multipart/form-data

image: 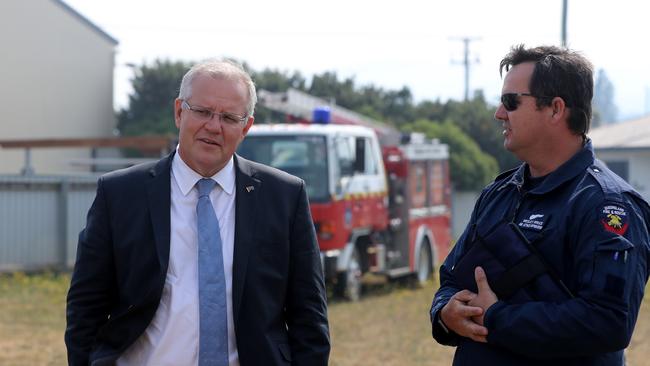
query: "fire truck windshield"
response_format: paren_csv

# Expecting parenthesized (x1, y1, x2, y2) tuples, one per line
(237, 135, 329, 202)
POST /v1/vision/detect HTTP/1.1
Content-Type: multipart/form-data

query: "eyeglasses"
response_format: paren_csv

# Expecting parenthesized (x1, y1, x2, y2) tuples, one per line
(181, 100, 248, 125)
(500, 93, 552, 112)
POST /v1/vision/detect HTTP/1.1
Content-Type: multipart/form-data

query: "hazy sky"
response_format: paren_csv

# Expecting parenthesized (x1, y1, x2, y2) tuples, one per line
(65, 0, 650, 120)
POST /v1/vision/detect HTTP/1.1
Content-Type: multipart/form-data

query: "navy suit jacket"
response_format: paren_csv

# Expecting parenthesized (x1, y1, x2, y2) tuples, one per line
(65, 152, 330, 366)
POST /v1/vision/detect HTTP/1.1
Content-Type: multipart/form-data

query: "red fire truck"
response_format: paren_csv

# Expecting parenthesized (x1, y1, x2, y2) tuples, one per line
(237, 89, 452, 300)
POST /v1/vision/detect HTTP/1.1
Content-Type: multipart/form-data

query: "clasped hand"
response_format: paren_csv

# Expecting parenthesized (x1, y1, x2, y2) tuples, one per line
(440, 266, 498, 343)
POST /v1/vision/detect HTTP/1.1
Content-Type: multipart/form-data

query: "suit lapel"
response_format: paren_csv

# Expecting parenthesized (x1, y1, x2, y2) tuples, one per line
(145, 152, 174, 275)
(232, 155, 261, 322)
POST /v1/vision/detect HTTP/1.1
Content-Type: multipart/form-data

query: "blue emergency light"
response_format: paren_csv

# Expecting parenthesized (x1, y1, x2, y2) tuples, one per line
(312, 107, 331, 124)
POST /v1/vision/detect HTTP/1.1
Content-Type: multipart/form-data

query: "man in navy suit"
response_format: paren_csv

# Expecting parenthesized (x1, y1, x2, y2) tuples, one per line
(65, 59, 330, 366)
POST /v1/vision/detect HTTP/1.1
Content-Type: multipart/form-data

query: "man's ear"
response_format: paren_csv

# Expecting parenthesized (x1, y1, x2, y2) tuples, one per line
(174, 98, 183, 129)
(550, 97, 567, 118)
(239, 116, 255, 143)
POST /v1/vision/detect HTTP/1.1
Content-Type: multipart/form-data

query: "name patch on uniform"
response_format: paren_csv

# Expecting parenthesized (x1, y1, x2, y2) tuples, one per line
(518, 213, 546, 231)
(600, 204, 629, 236)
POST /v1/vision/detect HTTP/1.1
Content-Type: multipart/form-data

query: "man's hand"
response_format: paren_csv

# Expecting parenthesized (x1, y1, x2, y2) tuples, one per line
(440, 290, 488, 343)
(467, 266, 498, 326)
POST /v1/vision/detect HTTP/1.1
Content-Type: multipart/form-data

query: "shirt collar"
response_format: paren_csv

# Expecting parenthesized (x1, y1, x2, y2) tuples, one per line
(172, 150, 236, 196)
(499, 139, 595, 195)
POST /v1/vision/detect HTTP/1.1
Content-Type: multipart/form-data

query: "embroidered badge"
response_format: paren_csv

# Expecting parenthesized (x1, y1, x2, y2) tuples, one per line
(518, 213, 546, 231)
(600, 204, 629, 235)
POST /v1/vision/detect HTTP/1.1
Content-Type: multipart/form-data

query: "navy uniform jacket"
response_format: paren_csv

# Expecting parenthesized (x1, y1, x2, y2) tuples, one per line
(430, 140, 650, 366)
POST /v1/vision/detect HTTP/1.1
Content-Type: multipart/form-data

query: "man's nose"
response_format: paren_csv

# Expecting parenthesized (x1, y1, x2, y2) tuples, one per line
(494, 103, 508, 121)
(203, 116, 223, 131)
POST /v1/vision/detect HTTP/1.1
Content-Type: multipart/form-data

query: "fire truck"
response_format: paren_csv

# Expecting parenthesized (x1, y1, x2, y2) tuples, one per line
(236, 89, 452, 300)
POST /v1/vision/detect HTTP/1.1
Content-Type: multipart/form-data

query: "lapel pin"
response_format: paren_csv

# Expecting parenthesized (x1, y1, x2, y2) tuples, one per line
(245, 186, 254, 193)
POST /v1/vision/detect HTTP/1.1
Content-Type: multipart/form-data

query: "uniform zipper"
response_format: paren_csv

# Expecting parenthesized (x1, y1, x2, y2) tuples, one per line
(510, 183, 526, 223)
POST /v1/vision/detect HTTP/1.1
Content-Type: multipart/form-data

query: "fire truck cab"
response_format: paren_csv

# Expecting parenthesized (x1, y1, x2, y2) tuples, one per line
(238, 123, 451, 300)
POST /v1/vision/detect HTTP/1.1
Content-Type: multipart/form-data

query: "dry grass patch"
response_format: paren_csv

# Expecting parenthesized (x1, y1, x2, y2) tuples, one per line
(0, 272, 68, 366)
(1, 273, 650, 365)
(328, 280, 454, 365)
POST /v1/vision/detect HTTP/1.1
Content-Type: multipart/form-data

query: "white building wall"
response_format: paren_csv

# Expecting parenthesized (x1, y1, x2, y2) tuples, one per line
(0, 0, 116, 174)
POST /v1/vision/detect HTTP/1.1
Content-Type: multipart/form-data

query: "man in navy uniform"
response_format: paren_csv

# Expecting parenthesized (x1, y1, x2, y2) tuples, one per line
(430, 44, 650, 365)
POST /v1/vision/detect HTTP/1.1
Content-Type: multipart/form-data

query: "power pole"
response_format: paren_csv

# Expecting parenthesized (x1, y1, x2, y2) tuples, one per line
(561, 0, 568, 47)
(451, 37, 480, 101)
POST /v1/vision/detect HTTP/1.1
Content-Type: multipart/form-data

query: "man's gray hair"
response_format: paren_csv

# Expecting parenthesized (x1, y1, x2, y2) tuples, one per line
(178, 59, 257, 117)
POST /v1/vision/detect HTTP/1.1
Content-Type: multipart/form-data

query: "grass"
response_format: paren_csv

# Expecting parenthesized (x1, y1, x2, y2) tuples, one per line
(328, 279, 454, 365)
(1, 273, 650, 365)
(0, 272, 68, 366)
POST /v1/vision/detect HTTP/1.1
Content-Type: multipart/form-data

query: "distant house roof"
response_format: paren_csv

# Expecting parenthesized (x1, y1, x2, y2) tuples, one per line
(589, 114, 650, 150)
(52, 0, 118, 45)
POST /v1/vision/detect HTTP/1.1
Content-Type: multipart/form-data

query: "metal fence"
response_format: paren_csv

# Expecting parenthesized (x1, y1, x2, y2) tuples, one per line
(0, 173, 479, 272)
(0, 174, 98, 272)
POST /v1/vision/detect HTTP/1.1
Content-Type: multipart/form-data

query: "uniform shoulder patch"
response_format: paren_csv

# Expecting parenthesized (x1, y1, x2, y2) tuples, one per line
(600, 203, 629, 235)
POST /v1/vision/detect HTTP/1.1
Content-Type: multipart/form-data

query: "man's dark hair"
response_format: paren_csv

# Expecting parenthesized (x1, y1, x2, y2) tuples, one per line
(500, 44, 593, 136)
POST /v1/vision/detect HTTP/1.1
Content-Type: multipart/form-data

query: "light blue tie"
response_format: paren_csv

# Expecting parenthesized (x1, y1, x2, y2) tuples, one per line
(196, 178, 229, 366)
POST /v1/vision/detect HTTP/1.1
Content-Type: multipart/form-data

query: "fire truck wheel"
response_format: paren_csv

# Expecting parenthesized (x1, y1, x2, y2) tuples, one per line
(335, 247, 362, 301)
(416, 241, 433, 286)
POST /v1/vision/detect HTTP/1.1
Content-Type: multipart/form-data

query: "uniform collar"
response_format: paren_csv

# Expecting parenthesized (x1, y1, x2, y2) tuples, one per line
(500, 139, 595, 195)
(172, 150, 235, 196)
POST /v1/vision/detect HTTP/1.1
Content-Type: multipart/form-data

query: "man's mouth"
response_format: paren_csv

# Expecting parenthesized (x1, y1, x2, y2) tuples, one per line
(198, 138, 219, 146)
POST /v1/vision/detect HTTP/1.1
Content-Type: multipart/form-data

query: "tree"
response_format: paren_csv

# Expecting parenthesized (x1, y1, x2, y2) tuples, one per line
(116, 60, 513, 182)
(308, 71, 359, 109)
(117, 59, 192, 137)
(306, 72, 415, 126)
(381, 86, 416, 127)
(413, 91, 519, 173)
(404, 119, 499, 190)
(250, 68, 307, 123)
(593, 69, 618, 127)
(252, 68, 306, 92)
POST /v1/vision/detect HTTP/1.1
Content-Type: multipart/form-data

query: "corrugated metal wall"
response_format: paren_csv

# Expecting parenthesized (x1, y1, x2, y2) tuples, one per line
(0, 175, 97, 271)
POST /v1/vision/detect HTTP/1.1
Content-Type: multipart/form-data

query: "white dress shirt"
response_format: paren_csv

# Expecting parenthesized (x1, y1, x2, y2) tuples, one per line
(117, 153, 239, 366)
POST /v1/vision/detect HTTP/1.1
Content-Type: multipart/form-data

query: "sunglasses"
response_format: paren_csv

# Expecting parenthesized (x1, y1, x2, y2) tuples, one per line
(500, 93, 553, 112)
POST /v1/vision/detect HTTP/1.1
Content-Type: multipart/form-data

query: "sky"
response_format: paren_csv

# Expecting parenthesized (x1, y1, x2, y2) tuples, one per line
(64, 0, 650, 121)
